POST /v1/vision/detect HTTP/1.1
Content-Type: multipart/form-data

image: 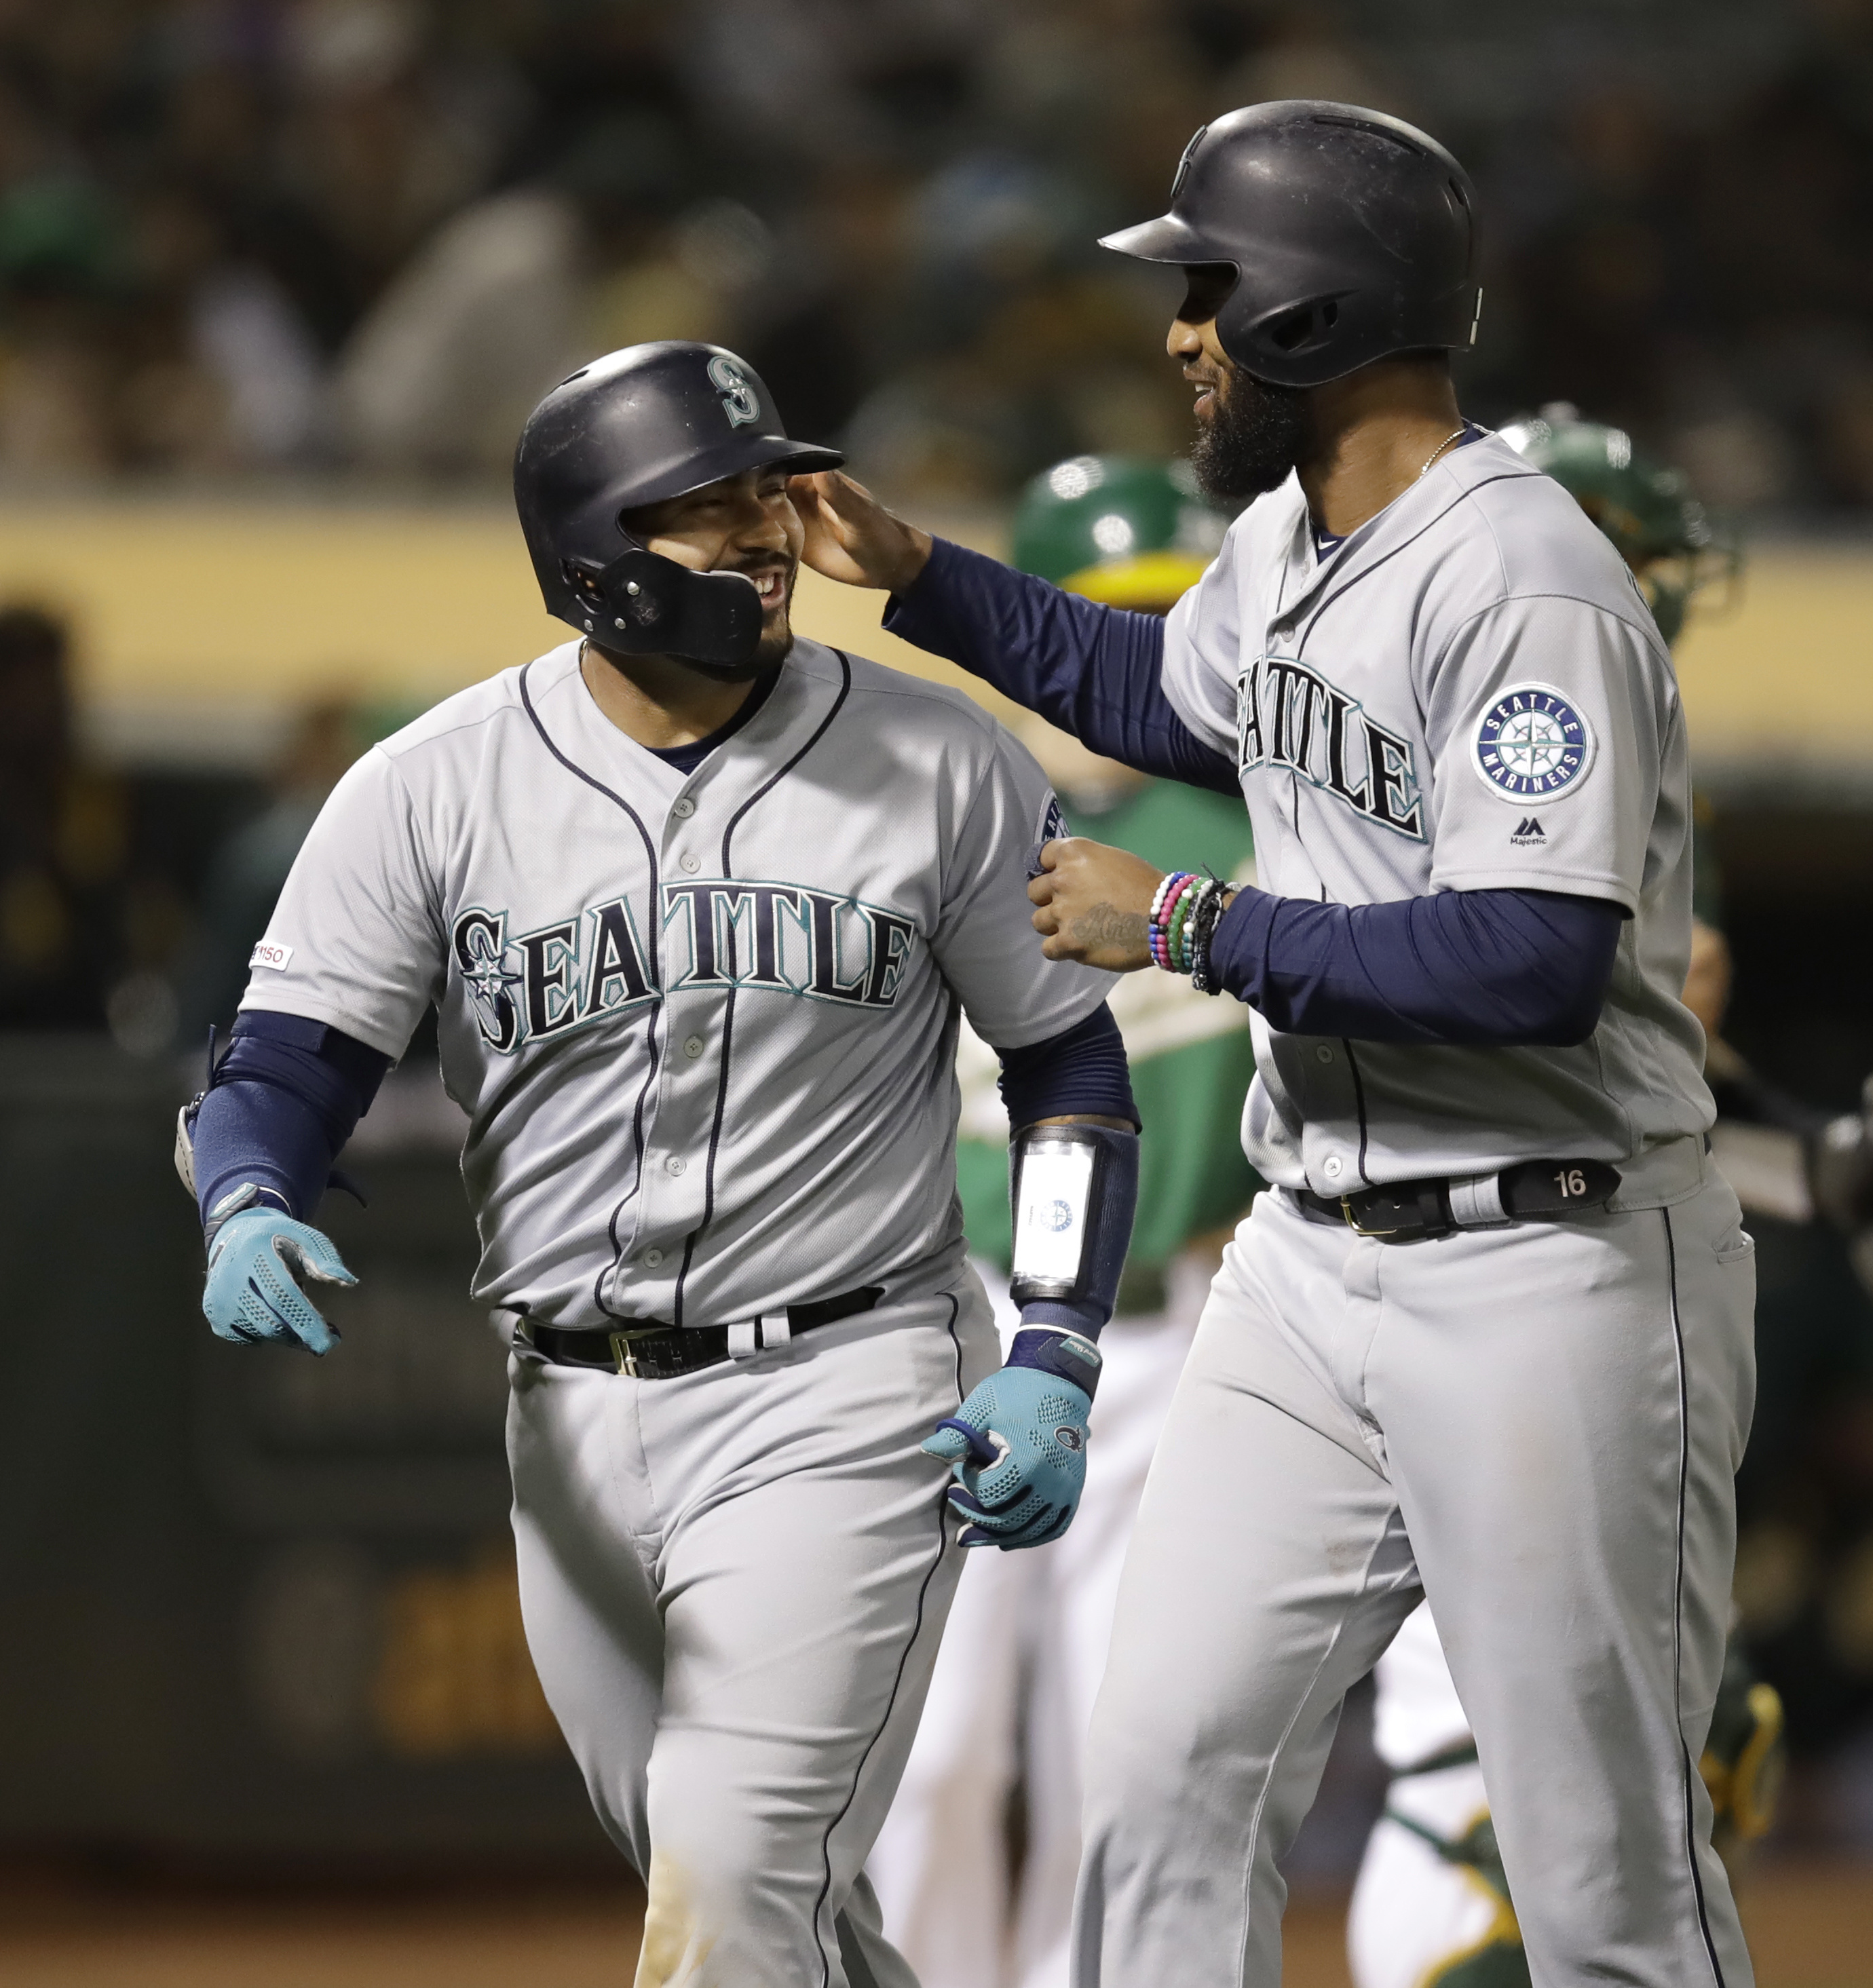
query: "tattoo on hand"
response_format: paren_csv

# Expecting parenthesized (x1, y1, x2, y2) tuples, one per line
(1069, 903, 1150, 955)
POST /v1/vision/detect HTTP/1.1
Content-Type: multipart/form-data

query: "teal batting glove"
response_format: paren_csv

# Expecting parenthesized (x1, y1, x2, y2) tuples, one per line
(923, 1328, 1101, 1549)
(204, 1203, 356, 1355)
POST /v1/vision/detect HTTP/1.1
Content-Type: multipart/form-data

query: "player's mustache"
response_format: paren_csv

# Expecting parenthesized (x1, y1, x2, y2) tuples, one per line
(725, 552, 795, 580)
(1184, 365, 1230, 410)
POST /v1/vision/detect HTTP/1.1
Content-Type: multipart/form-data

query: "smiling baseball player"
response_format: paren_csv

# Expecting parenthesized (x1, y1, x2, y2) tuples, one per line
(174, 339, 1139, 1988)
(1342, 408, 1785, 1988)
(797, 103, 1757, 1988)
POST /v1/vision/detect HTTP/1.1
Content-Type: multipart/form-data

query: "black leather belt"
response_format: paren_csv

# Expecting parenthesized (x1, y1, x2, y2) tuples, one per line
(513, 1285, 886, 1380)
(1295, 1158, 1621, 1244)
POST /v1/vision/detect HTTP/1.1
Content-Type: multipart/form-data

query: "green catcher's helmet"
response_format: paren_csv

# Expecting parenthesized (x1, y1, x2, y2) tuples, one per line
(1499, 403, 1739, 644)
(1011, 455, 1232, 610)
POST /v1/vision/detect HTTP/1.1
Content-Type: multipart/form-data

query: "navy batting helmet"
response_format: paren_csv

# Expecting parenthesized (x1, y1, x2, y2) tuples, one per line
(1100, 102, 1481, 389)
(514, 340, 844, 672)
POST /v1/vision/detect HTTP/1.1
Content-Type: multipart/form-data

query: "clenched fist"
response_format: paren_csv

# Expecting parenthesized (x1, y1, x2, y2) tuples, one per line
(1027, 838, 1162, 972)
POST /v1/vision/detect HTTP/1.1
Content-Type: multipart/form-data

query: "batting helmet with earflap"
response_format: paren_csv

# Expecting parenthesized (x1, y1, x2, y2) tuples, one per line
(1099, 101, 1481, 389)
(514, 340, 844, 674)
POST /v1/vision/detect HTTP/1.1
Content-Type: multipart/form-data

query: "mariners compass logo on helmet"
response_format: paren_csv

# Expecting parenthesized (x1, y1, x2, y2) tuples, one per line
(1472, 682, 1596, 802)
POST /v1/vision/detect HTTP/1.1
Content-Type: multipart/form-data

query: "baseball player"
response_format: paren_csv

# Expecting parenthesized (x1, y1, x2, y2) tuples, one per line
(172, 340, 1144, 1988)
(869, 457, 1260, 1988)
(1346, 408, 1785, 1988)
(798, 102, 1758, 1988)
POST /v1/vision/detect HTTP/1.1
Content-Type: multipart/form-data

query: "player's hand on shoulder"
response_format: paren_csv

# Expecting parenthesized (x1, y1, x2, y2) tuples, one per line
(1028, 837, 1157, 972)
(789, 470, 932, 594)
(922, 1328, 1101, 1550)
(202, 1198, 357, 1356)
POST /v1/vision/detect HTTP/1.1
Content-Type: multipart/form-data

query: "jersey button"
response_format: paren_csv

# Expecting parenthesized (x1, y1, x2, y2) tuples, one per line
(683, 1035, 704, 1059)
(679, 853, 701, 874)
(641, 1248, 664, 1267)
(672, 797, 696, 818)
(1315, 1045, 1334, 1064)
(1322, 1156, 1344, 1181)
(665, 1155, 687, 1177)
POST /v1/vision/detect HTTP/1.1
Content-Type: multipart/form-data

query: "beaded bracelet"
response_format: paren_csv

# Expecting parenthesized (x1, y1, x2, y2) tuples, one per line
(1144, 873, 1169, 970)
(1149, 870, 1247, 982)
(1189, 877, 1235, 993)
(1145, 875, 1173, 970)
(1148, 871, 1198, 972)
(1167, 880, 1198, 972)
(1165, 873, 1201, 970)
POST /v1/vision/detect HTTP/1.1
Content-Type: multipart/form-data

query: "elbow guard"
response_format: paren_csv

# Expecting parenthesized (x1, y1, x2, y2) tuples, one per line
(1008, 1122, 1140, 1339)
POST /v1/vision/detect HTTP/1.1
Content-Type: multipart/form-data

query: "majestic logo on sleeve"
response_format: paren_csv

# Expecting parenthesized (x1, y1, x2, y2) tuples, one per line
(1472, 684, 1595, 803)
(1236, 655, 1424, 841)
(451, 881, 918, 1054)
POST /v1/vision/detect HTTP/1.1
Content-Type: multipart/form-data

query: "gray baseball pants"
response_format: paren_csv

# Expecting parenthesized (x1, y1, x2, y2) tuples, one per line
(508, 1281, 996, 1988)
(1074, 1173, 1757, 1988)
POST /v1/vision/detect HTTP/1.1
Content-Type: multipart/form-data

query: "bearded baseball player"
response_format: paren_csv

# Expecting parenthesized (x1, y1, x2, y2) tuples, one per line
(174, 339, 1141, 1988)
(797, 102, 1757, 1988)
(1346, 409, 1784, 1988)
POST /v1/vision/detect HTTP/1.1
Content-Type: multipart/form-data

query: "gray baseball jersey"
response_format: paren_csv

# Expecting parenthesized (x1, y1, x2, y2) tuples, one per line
(240, 636, 1112, 1328)
(1159, 429, 1711, 1202)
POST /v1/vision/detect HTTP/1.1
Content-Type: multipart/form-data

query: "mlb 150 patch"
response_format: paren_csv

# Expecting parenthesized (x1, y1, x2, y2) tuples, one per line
(1471, 683, 1595, 802)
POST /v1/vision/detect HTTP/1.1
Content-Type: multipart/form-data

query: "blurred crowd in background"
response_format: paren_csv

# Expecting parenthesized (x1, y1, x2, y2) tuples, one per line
(0, 598, 394, 1051)
(0, 0, 1866, 508)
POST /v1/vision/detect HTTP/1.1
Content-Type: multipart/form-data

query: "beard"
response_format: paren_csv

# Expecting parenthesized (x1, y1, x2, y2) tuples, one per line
(668, 564, 796, 681)
(1189, 365, 1310, 503)
(755, 598, 795, 668)
(677, 622, 792, 682)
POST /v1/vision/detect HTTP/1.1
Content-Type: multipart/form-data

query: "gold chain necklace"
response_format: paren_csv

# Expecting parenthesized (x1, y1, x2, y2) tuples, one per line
(1418, 424, 1467, 478)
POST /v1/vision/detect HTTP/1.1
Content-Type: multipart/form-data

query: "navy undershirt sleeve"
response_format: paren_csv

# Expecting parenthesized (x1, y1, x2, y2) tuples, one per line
(1207, 886, 1624, 1046)
(192, 1011, 391, 1227)
(884, 538, 1239, 796)
(994, 1002, 1137, 1130)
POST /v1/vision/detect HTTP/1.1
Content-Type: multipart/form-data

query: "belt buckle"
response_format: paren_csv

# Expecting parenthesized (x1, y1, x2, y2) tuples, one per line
(1340, 1188, 1444, 1242)
(1340, 1194, 1403, 1239)
(608, 1326, 660, 1378)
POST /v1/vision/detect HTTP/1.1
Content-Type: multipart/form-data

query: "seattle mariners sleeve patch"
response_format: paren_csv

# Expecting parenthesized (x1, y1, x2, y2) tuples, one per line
(1471, 683, 1596, 803)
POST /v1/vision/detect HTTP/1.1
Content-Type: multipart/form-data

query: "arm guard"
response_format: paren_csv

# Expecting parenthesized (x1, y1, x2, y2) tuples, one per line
(1008, 1120, 1140, 1340)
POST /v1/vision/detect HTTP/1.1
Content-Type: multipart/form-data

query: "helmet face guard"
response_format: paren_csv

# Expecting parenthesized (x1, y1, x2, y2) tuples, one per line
(560, 543, 768, 678)
(514, 340, 842, 671)
(1100, 101, 1482, 389)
